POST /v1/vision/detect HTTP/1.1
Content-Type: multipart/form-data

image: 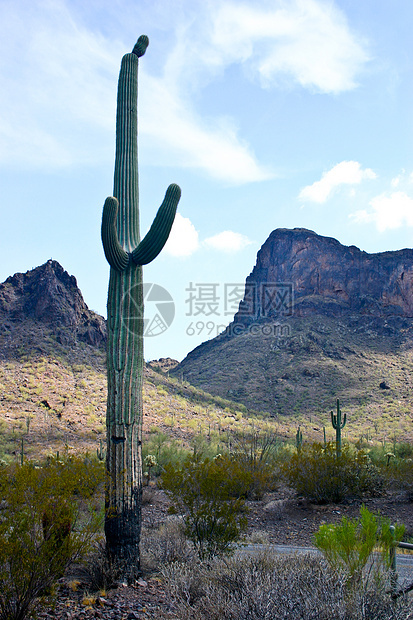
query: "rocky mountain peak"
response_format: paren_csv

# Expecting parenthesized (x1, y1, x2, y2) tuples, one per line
(174, 229, 413, 415)
(233, 228, 413, 326)
(0, 260, 106, 349)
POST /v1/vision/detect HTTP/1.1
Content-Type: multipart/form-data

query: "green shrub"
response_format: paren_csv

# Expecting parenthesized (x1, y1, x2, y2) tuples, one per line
(160, 454, 248, 559)
(368, 442, 413, 467)
(0, 456, 105, 620)
(386, 457, 413, 501)
(231, 430, 280, 499)
(393, 442, 413, 459)
(282, 442, 383, 503)
(314, 505, 404, 590)
(142, 432, 190, 477)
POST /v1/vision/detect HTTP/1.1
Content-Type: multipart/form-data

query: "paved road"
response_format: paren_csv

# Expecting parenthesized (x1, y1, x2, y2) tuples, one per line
(237, 543, 413, 590)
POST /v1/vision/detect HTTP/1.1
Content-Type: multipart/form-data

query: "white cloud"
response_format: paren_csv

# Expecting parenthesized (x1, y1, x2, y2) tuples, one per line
(203, 231, 252, 252)
(0, 0, 121, 168)
(163, 213, 200, 257)
(138, 0, 368, 181)
(350, 192, 413, 232)
(298, 161, 377, 203)
(0, 0, 370, 182)
(0, 0, 273, 183)
(390, 169, 407, 187)
(163, 216, 252, 256)
(209, 0, 369, 94)
(140, 73, 272, 183)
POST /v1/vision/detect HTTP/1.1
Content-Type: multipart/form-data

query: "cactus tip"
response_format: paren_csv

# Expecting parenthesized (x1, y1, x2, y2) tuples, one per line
(166, 183, 182, 200)
(132, 35, 149, 57)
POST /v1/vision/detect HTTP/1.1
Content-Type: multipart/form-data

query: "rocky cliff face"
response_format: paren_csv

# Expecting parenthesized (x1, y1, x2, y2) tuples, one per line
(233, 228, 413, 326)
(0, 260, 106, 350)
(174, 229, 413, 416)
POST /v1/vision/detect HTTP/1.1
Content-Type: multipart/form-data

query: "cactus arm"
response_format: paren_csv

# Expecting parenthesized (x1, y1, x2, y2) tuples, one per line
(132, 184, 181, 265)
(331, 399, 346, 429)
(101, 197, 130, 271)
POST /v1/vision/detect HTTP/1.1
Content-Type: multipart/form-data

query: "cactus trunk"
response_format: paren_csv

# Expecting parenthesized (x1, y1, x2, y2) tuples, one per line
(102, 36, 180, 581)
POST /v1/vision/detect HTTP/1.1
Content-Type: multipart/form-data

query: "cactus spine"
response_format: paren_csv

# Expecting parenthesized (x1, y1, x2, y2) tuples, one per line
(331, 399, 346, 458)
(101, 35, 181, 581)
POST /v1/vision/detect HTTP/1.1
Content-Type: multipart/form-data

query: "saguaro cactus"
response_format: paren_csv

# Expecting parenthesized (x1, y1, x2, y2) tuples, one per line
(295, 426, 303, 452)
(331, 398, 346, 458)
(101, 36, 181, 581)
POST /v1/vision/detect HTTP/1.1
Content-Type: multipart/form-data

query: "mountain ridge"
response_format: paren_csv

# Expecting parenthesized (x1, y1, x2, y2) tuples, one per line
(232, 227, 413, 326)
(173, 228, 413, 421)
(0, 259, 106, 357)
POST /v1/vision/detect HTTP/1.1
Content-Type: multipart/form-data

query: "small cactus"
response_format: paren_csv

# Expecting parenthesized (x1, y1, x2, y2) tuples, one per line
(296, 426, 303, 452)
(96, 439, 105, 462)
(331, 399, 346, 458)
(144, 454, 157, 485)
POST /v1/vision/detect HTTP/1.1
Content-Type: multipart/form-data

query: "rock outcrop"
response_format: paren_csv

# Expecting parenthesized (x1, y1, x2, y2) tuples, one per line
(173, 229, 413, 416)
(233, 228, 413, 327)
(0, 260, 106, 349)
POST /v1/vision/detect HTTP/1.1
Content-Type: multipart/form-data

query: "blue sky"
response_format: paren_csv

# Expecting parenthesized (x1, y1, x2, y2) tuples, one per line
(1, 0, 413, 361)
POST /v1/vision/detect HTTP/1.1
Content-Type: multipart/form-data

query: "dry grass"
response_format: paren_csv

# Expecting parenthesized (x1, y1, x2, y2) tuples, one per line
(174, 314, 413, 444)
(161, 550, 412, 620)
(141, 517, 195, 571)
(1, 315, 413, 465)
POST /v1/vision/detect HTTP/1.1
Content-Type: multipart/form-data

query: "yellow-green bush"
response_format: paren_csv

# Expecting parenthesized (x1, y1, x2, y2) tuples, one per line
(282, 443, 383, 504)
(212, 452, 278, 501)
(160, 454, 248, 559)
(0, 456, 105, 620)
(386, 457, 413, 501)
(230, 430, 280, 499)
(314, 505, 404, 592)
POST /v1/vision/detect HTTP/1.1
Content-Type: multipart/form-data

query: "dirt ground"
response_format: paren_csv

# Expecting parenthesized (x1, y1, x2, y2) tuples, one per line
(140, 483, 413, 546)
(245, 485, 413, 545)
